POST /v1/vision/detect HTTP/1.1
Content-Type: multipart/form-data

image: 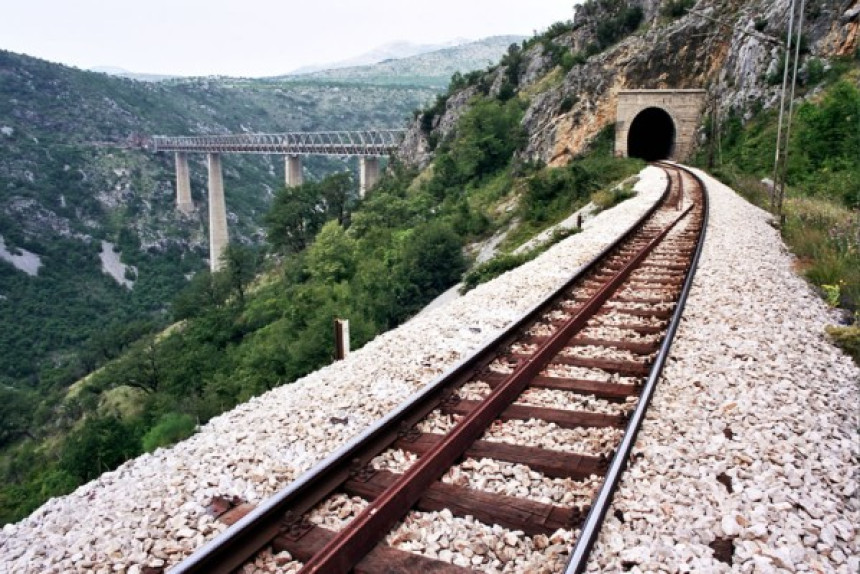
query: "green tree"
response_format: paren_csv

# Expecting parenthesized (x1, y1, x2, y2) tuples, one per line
(217, 244, 260, 305)
(430, 97, 526, 194)
(172, 270, 230, 320)
(141, 413, 196, 452)
(398, 221, 466, 302)
(318, 172, 355, 225)
(795, 80, 860, 172)
(266, 173, 357, 254)
(305, 221, 357, 284)
(0, 388, 36, 447)
(100, 336, 162, 394)
(265, 182, 327, 253)
(60, 416, 140, 482)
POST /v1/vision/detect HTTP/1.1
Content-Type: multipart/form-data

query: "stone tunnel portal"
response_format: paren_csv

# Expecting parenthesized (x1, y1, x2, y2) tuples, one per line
(615, 89, 707, 162)
(627, 107, 675, 162)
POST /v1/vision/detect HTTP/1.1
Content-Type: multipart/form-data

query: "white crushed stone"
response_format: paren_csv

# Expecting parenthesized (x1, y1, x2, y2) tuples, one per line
(99, 241, 136, 289)
(0, 233, 42, 276)
(385, 508, 576, 572)
(0, 167, 666, 573)
(585, 169, 860, 573)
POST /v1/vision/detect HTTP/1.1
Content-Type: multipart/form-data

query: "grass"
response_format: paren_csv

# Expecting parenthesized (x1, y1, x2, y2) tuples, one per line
(712, 166, 860, 362)
(825, 325, 860, 364)
(591, 181, 637, 211)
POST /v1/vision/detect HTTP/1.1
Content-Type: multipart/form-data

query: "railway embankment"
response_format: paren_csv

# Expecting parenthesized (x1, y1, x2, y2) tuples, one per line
(587, 169, 859, 572)
(1, 165, 856, 573)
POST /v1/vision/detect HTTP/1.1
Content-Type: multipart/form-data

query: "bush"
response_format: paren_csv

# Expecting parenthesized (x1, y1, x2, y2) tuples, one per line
(60, 416, 141, 482)
(662, 0, 695, 18)
(559, 95, 577, 114)
(591, 184, 636, 211)
(826, 325, 860, 364)
(561, 52, 586, 72)
(427, 97, 527, 193)
(142, 412, 197, 452)
(461, 252, 533, 292)
(399, 221, 466, 297)
(595, 5, 644, 50)
(803, 58, 825, 86)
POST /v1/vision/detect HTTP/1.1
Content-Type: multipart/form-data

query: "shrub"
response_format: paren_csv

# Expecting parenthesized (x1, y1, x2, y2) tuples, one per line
(662, 0, 695, 18)
(61, 416, 141, 481)
(461, 252, 533, 293)
(141, 412, 197, 452)
(591, 184, 636, 211)
(595, 5, 644, 50)
(461, 227, 583, 293)
(803, 58, 825, 86)
(562, 52, 587, 72)
(559, 95, 577, 114)
(826, 325, 860, 364)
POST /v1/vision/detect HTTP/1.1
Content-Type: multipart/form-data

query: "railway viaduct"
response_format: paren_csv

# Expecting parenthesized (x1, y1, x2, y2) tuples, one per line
(614, 89, 707, 162)
(155, 90, 705, 272)
(153, 130, 404, 271)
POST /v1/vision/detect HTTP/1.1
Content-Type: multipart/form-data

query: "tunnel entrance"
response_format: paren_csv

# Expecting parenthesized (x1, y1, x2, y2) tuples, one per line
(627, 107, 675, 161)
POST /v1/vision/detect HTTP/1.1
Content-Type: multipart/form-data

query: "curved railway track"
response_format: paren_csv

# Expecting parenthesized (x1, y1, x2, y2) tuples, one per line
(173, 163, 708, 573)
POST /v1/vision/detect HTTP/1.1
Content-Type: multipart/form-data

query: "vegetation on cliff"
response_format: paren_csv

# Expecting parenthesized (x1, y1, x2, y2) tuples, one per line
(705, 64, 859, 360)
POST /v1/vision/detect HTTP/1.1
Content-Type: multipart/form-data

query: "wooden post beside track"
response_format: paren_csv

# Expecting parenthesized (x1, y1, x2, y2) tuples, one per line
(334, 319, 350, 360)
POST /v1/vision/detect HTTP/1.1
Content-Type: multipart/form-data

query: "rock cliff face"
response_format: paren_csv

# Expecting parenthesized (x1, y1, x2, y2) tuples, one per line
(398, 0, 859, 168)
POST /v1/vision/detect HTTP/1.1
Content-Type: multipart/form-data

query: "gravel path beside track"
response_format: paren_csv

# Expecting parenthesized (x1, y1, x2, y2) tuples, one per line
(585, 169, 859, 573)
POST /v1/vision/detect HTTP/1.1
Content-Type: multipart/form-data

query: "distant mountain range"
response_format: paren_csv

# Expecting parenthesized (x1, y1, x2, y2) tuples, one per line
(87, 36, 526, 89)
(287, 38, 474, 75)
(275, 36, 526, 88)
(88, 66, 179, 83)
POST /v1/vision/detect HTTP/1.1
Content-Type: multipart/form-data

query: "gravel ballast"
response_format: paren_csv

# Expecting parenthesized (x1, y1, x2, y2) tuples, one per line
(1, 165, 857, 573)
(585, 169, 859, 573)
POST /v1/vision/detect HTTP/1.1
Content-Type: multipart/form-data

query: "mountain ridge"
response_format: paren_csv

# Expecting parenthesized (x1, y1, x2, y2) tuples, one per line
(286, 38, 474, 75)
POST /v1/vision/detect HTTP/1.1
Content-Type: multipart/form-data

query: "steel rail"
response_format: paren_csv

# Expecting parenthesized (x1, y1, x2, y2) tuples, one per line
(563, 162, 709, 573)
(170, 173, 673, 574)
(300, 201, 696, 573)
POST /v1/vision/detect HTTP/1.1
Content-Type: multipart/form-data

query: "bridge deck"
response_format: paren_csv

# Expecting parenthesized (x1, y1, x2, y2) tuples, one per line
(153, 130, 405, 156)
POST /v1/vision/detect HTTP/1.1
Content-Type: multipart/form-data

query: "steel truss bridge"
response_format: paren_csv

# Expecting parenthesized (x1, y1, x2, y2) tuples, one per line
(152, 129, 406, 156)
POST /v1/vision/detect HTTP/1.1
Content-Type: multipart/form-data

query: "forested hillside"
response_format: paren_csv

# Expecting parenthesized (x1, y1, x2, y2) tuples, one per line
(0, 39, 519, 389)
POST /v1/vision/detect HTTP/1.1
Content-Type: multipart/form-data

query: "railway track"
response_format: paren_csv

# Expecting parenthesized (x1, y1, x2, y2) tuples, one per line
(173, 163, 708, 573)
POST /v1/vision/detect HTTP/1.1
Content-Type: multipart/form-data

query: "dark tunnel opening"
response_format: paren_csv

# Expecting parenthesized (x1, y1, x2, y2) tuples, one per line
(627, 107, 675, 161)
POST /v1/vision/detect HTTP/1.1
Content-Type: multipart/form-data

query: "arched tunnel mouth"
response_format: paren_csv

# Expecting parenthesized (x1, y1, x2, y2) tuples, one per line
(627, 107, 675, 161)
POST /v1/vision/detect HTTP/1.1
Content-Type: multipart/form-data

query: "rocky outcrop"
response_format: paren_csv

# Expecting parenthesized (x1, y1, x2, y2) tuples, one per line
(400, 0, 857, 169)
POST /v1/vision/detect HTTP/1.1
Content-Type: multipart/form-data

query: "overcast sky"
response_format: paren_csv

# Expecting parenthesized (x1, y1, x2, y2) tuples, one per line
(1, 0, 577, 77)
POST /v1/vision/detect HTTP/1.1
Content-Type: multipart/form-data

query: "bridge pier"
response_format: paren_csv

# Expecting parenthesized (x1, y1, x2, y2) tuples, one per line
(175, 152, 194, 213)
(207, 153, 229, 272)
(359, 157, 380, 198)
(285, 155, 303, 187)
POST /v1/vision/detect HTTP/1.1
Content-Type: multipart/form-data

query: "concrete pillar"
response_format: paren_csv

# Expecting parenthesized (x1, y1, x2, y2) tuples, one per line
(285, 155, 303, 187)
(359, 157, 380, 198)
(175, 152, 194, 213)
(207, 153, 229, 272)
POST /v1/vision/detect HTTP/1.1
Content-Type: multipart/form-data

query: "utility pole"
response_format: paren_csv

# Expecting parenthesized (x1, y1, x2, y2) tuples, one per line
(708, 91, 719, 169)
(774, 0, 806, 221)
